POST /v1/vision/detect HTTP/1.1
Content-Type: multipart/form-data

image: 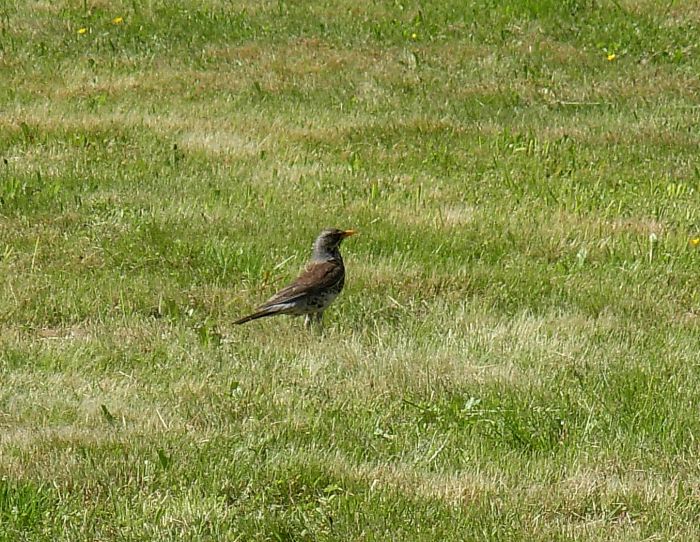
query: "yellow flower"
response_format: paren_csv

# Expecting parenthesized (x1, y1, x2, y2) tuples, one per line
(690, 237, 700, 247)
(411, 32, 418, 40)
(607, 53, 616, 61)
(77, 27, 87, 35)
(112, 16, 124, 25)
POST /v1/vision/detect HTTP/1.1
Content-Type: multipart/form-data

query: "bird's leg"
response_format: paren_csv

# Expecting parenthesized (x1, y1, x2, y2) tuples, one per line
(304, 312, 324, 330)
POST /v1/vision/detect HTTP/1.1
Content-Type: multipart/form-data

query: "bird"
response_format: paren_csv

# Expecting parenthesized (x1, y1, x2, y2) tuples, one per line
(234, 228, 357, 327)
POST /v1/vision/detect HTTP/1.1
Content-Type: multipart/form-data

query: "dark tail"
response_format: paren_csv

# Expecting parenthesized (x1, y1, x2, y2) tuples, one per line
(233, 308, 277, 325)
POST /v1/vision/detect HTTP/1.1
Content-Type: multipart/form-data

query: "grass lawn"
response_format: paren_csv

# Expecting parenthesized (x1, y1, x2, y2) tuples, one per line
(2, 0, 700, 539)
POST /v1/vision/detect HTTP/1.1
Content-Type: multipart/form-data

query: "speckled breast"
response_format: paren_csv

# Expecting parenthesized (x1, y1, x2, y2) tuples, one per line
(303, 274, 345, 314)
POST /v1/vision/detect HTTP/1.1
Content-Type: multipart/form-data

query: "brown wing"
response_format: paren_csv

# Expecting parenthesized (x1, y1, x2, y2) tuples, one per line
(258, 260, 344, 309)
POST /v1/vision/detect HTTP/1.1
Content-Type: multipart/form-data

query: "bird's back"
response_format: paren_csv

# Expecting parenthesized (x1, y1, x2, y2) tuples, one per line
(258, 258, 345, 313)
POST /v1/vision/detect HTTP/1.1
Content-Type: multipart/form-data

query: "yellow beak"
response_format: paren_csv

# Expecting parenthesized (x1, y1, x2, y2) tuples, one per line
(342, 229, 358, 237)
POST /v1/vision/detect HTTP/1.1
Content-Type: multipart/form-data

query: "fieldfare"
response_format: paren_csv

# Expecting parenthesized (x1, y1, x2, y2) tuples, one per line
(234, 228, 357, 327)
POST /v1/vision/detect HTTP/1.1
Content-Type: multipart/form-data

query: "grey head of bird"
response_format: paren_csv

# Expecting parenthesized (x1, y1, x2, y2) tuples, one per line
(311, 228, 357, 261)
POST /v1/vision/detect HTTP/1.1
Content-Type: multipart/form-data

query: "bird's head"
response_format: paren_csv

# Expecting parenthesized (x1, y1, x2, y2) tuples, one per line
(312, 228, 357, 260)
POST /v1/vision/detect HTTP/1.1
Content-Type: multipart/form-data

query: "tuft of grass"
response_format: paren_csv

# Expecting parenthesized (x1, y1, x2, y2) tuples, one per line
(0, 478, 54, 538)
